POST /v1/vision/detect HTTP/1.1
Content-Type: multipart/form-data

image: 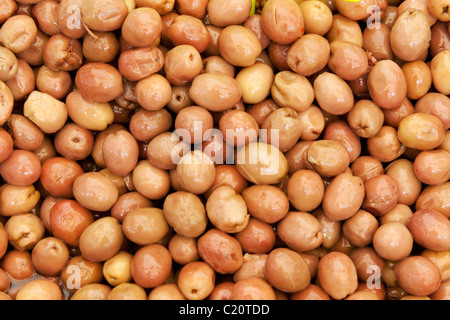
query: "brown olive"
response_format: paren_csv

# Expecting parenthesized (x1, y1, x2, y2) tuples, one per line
(287, 34, 330, 76)
(5, 213, 45, 251)
(40, 157, 84, 198)
(236, 142, 289, 185)
(271, 71, 314, 113)
(0, 15, 38, 54)
(328, 40, 369, 81)
(244, 14, 271, 50)
(236, 63, 274, 105)
(16, 280, 62, 300)
(176, 0, 209, 19)
(0, 184, 40, 217)
(35, 65, 72, 100)
(427, 0, 450, 22)
(242, 184, 289, 224)
(342, 210, 379, 247)
(0, 0, 16, 24)
(132, 160, 171, 200)
(177, 261, 215, 300)
(135, 74, 172, 112)
(6, 115, 43, 152)
(367, 125, 405, 162)
(430, 50, 450, 95)
(71, 284, 112, 300)
(54, 123, 94, 161)
(291, 284, 331, 300)
(73, 172, 119, 212)
(233, 253, 267, 283)
(167, 15, 210, 53)
(368, 60, 407, 110)
(66, 91, 115, 132)
(408, 209, 450, 251)
(0, 47, 18, 82)
(50, 199, 94, 247)
(43, 34, 83, 72)
(79, 216, 124, 262)
(147, 132, 188, 171)
(347, 100, 384, 139)
(189, 72, 242, 113)
(327, 14, 363, 47)
(415, 92, 450, 130)
(75, 63, 124, 103)
(207, 0, 252, 27)
(401, 60, 432, 100)
(235, 219, 276, 254)
(323, 172, 365, 222)
(163, 191, 207, 238)
(264, 248, 311, 293)
(197, 228, 244, 274)
(318, 251, 358, 300)
(395, 256, 442, 296)
(118, 47, 164, 82)
(277, 211, 323, 252)
(102, 130, 139, 177)
(176, 151, 216, 195)
(397, 113, 446, 150)
(397, 0, 437, 26)
(335, 0, 376, 21)
(416, 182, 450, 218)
(24, 90, 68, 134)
(362, 174, 400, 216)
(0, 149, 41, 186)
(261, 0, 304, 45)
(362, 23, 394, 61)
(380, 203, 414, 225)
(373, 222, 414, 261)
(323, 120, 361, 162)
(386, 159, 422, 206)
(175, 106, 214, 145)
(129, 108, 173, 143)
(31, 237, 69, 276)
(148, 283, 186, 301)
(0, 128, 13, 164)
(206, 186, 249, 233)
(430, 21, 450, 57)
(313, 72, 354, 115)
(260, 107, 302, 152)
(430, 280, 450, 300)
(1, 250, 34, 280)
(168, 234, 199, 266)
(414, 150, 450, 186)
(131, 244, 172, 289)
(82, 31, 119, 63)
(164, 45, 203, 86)
(299, 0, 333, 36)
(0, 82, 14, 127)
(16, 29, 46, 67)
(81, 0, 128, 32)
(230, 277, 276, 300)
(122, 208, 169, 246)
(32, 0, 61, 36)
(303, 140, 351, 177)
(5, 59, 35, 102)
(390, 9, 431, 61)
(287, 169, 324, 213)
